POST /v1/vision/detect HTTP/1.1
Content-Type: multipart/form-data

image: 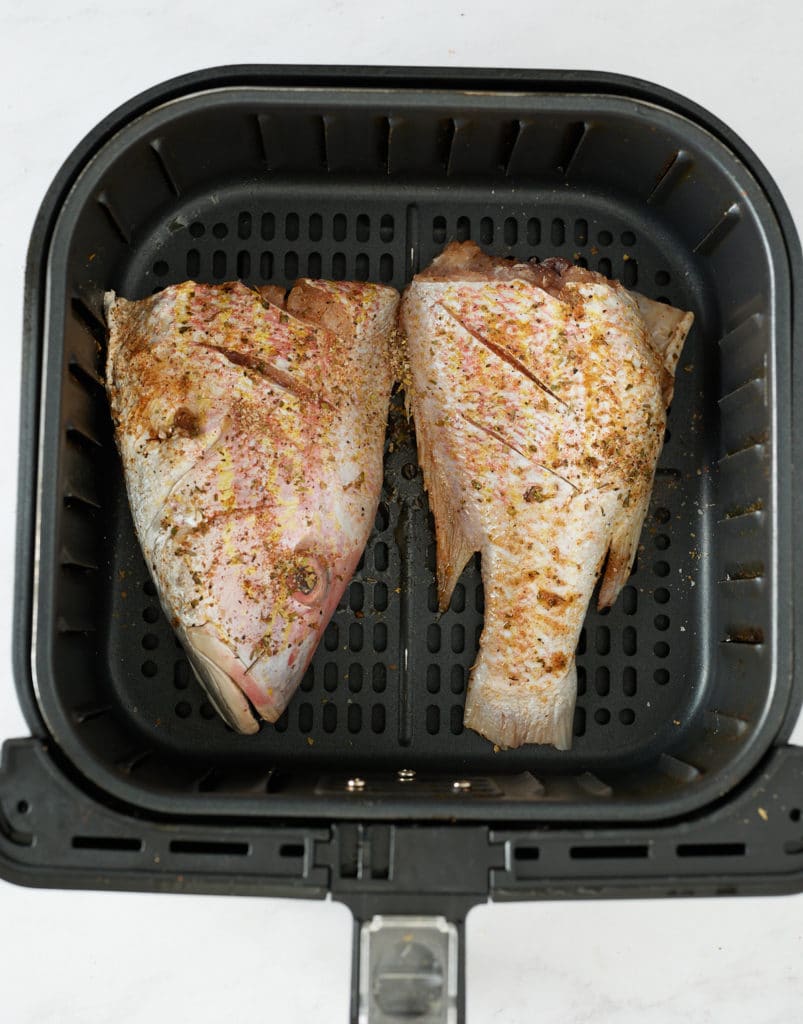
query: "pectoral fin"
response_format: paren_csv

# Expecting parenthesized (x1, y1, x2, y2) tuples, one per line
(414, 417, 477, 611)
(634, 293, 694, 404)
(598, 489, 651, 610)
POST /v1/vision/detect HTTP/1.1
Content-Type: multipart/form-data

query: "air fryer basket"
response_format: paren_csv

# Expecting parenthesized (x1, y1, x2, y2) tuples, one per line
(15, 69, 798, 824)
(4, 66, 802, 1024)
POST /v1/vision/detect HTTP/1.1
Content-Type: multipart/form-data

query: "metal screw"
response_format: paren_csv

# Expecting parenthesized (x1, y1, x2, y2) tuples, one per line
(452, 779, 472, 792)
(397, 768, 416, 782)
(346, 777, 366, 792)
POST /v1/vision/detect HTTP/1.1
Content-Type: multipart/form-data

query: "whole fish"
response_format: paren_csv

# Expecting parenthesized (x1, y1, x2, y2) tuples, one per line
(400, 241, 693, 749)
(106, 279, 398, 733)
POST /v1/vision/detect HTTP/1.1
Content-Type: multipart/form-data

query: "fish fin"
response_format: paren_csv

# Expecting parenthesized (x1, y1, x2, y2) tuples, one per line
(286, 279, 353, 340)
(596, 296, 692, 609)
(184, 626, 260, 735)
(464, 660, 576, 750)
(414, 418, 476, 610)
(255, 284, 287, 309)
(597, 490, 651, 610)
(435, 507, 475, 611)
(633, 294, 694, 404)
(104, 291, 123, 386)
(103, 290, 118, 323)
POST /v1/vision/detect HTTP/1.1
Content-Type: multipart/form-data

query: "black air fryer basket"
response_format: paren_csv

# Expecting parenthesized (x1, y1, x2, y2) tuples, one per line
(4, 67, 802, 1022)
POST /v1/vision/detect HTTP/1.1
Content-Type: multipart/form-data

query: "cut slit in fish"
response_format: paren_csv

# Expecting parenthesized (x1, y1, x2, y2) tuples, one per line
(106, 279, 399, 734)
(400, 241, 693, 750)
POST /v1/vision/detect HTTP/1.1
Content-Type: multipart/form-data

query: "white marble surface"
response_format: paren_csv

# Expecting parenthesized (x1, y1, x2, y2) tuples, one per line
(1, 1, 802, 1020)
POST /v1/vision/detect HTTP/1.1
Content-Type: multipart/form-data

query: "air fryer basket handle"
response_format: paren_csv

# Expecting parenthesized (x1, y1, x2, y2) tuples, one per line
(350, 913, 466, 1024)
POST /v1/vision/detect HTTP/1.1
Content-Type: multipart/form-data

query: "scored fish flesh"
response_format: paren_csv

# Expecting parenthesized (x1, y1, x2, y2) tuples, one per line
(400, 242, 693, 750)
(106, 279, 398, 733)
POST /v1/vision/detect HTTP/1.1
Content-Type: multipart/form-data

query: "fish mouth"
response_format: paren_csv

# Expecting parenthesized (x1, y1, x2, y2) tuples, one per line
(183, 625, 309, 734)
(183, 627, 261, 734)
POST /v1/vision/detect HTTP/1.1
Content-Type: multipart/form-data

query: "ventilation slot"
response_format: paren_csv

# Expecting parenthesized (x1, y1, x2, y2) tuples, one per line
(380, 213, 394, 242)
(355, 253, 369, 280)
(676, 842, 745, 858)
(308, 252, 322, 277)
(280, 843, 305, 858)
(694, 203, 742, 256)
(718, 312, 767, 395)
(647, 149, 693, 205)
(594, 666, 610, 696)
(570, 845, 649, 860)
(169, 839, 250, 856)
(658, 754, 700, 782)
(514, 845, 540, 861)
(149, 139, 180, 196)
(322, 703, 337, 733)
(577, 773, 613, 798)
(72, 703, 112, 724)
(557, 121, 587, 176)
(237, 212, 252, 239)
(722, 499, 763, 522)
(96, 192, 130, 244)
(73, 836, 142, 852)
(703, 710, 747, 738)
(66, 422, 101, 453)
(71, 297, 107, 348)
(371, 705, 386, 733)
(116, 749, 151, 774)
(722, 562, 764, 582)
(722, 628, 764, 645)
(622, 258, 638, 287)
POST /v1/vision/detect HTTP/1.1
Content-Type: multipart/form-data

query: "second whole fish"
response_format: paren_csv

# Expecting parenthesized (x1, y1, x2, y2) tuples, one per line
(400, 241, 693, 750)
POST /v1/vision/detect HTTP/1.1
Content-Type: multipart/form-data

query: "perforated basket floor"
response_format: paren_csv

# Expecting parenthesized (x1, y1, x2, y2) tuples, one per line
(109, 189, 708, 778)
(17, 70, 798, 821)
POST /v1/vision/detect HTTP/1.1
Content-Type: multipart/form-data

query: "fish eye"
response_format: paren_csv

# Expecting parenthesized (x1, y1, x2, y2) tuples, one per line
(289, 554, 329, 606)
(293, 563, 318, 595)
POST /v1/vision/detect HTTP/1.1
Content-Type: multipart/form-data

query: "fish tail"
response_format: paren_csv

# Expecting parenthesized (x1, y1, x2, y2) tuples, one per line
(464, 660, 576, 750)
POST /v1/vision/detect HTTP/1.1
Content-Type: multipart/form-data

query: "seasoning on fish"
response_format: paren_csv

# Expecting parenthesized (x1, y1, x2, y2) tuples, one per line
(400, 241, 693, 750)
(106, 279, 399, 733)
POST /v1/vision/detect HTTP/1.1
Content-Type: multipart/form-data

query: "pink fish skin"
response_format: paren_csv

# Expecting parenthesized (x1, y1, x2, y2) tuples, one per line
(400, 242, 693, 750)
(106, 279, 398, 733)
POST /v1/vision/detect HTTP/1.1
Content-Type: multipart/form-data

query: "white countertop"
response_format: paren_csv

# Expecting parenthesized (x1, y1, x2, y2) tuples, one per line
(1, 2, 801, 1020)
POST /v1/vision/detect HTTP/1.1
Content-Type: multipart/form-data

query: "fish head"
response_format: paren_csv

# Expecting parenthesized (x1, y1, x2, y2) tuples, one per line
(182, 536, 361, 734)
